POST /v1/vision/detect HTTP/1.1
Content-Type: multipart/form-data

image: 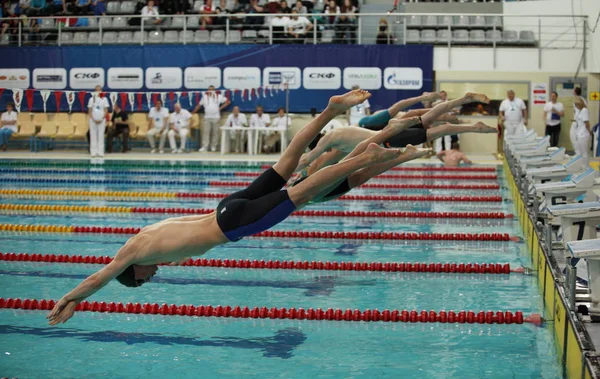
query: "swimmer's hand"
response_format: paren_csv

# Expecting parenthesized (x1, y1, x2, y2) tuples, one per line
(47, 298, 79, 325)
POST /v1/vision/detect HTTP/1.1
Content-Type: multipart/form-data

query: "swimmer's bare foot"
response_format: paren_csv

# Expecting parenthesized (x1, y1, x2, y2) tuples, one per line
(474, 122, 498, 133)
(365, 142, 402, 162)
(464, 92, 490, 104)
(423, 92, 441, 102)
(402, 144, 432, 159)
(329, 90, 371, 113)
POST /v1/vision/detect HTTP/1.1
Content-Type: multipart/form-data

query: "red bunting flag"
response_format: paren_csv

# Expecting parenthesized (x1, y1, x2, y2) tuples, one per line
(54, 91, 63, 113)
(25, 89, 35, 112)
(119, 92, 128, 110)
(151, 93, 159, 106)
(195, 91, 200, 105)
(225, 90, 231, 102)
(78, 91, 87, 112)
(136, 93, 143, 111)
(168, 92, 175, 104)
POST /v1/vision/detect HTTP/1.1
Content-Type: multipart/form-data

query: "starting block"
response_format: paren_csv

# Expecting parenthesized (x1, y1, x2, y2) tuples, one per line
(526, 155, 583, 185)
(566, 238, 600, 318)
(518, 147, 565, 171)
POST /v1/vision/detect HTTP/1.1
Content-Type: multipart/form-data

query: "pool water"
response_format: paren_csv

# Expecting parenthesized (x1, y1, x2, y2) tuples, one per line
(0, 160, 560, 378)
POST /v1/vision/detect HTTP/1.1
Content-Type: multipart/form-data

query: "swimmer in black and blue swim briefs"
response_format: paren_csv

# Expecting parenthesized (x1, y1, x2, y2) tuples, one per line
(49, 90, 425, 325)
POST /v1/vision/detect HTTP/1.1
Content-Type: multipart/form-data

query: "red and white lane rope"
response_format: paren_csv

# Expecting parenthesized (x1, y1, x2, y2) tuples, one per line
(0, 298, 542, 325)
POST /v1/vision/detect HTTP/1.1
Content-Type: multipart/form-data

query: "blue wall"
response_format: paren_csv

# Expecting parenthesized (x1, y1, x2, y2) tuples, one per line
(0, 44, 433, 113)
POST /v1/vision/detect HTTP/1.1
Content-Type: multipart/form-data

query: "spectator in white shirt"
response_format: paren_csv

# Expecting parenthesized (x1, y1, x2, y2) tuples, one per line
(570, 98, 591, 167)
(250, 105, 271, 153)
(167, 103, 192, 154)
(264, 107, 291, 153)
(499, 90, 527, 137)
(193, 85, 231, 152)
(141, 0, 162, 25)
(224, 106, 248, 153)
(347, 85, 370, 126)
(543, 91, 565, 147)
(0, 102, 17, 151)
(146, 100, 170, 153)
(271, 10, 291, 43)
(288, 9, 312, 43)
(87, 86, 110, 158)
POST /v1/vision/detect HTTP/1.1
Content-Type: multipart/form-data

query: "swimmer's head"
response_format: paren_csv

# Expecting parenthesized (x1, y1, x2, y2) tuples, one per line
(277, 107, 285, 117)
(451, 141, 460, 150)
(439, 90, 447, 101)
(116, 264, 158, 287)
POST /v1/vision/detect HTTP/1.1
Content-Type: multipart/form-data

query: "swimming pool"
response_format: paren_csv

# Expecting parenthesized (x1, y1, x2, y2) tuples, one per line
(0, 160, 561, 378)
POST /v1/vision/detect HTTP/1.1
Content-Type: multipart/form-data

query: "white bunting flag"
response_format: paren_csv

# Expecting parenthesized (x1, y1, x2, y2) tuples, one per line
(128, 92, 135, 110)
(65, 91, 75, 112)
(40, 90, 51, 113)
(11, 89, 23, 113)
(176, 91, 182, 104)
(109, 92, 118, 111)
(160, 92, 166, 106)
(145, 92, 152, 109)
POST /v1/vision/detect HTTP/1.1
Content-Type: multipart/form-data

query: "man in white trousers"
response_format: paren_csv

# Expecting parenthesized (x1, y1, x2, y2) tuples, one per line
(87, 86, 110, 158)
(147, 99, 170, 154)
(167, 103, 192, 154)
(570, 98, 591, 167)
(194, 85, 231, 152)
(224, 106, 248, 153)
(499, 90, 528, 137)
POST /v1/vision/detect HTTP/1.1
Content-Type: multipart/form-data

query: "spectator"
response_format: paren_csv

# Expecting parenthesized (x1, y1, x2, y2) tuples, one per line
(287, 9, 312, 43)
(376, 18, 391, 45)
(293, 0, 307, 14)
(87, 86, 110, 158)
(106, 103, 130, 153)
(499, 89, 527, 137)
(18, 0, 32, 15)
(335, 0, 356, 43)
(543, 91, 564, 147)
(250, 105, 271, 152)
(166, 0, 189, 14)
(26, 17, 42, 44)
(270, 9, 290, 42)
(93, 0, 106, 16)
(571, 97, 591, 166)
(224, 105, 248, 153)
(142, 0, 162, 24)
(243, 0, 264, 31)
(200, 0, 216, 30)
(167, 103, 192, 153)
(213, 6, 227, 27)
(232, 0, 250, 13)
(279, 0, 291, 13)
(46, 0, 66, 14)
(264, 107, 290, 153)
(347, 85, 370, 125)
(0, 102, 18, 152)
(28, 0, 47, 16)
(193, 85, 230, 152)
(0, 4, 7, 39)
(323, 0, 339, 28)
(71, 0, 91, 15)
(147, 99, 169, 153)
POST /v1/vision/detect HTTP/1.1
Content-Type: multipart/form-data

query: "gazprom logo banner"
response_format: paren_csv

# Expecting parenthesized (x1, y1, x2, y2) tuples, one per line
(383, 68, 423, 90)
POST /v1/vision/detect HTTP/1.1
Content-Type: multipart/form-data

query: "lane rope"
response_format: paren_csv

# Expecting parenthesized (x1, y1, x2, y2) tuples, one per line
(0, 160, 498, 172)
(0, 189, 504, 203)
(0, 298, 542, 325)
(0, 252, 525, 274)
(0, 223, 520, 241)
(0, 204, 514, 219)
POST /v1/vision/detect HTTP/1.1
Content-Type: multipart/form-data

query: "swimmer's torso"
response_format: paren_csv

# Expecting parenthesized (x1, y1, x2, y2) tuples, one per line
(126, 214, 228, 265)
(443, 150, 464, 167)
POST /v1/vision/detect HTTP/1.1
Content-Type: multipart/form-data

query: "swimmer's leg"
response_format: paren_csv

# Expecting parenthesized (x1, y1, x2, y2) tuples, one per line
(288, 143, 403, 206)
(347, 145, 431, 189)
(273, 89, 371, 180)
(387, 92, 440, 118)
(420, 92, 490, 128)
(426, 122, 498, 141)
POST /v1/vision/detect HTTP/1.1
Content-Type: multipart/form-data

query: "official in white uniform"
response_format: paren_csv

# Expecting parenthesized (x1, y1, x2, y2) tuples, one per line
(167, 103, 192, 153)
(87, 86, 110, 158)
(146, 100, 170, 153)
(224, 106, 248, 153)
(265, 107, 291, 153)
(570, 98, 591, 167)
(499, 90, 528, 137)
(0, 102, 18, 151)
(542, 91, 564, 147)
(250, 105, 271, 154)
(193, 85, 231, 152)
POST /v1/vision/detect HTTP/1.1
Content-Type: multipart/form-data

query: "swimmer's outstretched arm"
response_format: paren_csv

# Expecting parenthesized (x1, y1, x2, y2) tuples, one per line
(47, 247, 135, 325)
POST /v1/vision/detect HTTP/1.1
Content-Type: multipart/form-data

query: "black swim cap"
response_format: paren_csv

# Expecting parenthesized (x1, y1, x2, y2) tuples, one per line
(116, 265, 139, 287)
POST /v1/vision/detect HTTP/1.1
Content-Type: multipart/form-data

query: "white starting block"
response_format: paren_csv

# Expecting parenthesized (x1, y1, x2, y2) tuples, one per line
(550, 202, 600, 305)
(526, 155, 583, 185)
(512, 135, 551, 156)
(535, 168, 599, 225)
(518, 148, 565, 171)
(504, 129, 537, 146)
(566, 238, 600, 317)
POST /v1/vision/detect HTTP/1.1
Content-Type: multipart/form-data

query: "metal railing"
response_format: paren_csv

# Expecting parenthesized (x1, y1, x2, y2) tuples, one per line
(0, 13, 588, 52)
